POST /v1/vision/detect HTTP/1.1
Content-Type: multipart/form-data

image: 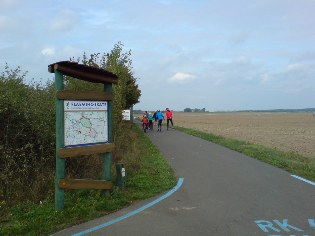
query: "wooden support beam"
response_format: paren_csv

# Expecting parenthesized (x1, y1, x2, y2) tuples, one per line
(59, 179, 113, 190)
(55, 70, 65, 210)
(59, 143, 115, 158)
(56, 91, 113, 101)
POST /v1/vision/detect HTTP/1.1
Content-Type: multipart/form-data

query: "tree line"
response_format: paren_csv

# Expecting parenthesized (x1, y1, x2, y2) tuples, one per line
(184, 108, 207, 112)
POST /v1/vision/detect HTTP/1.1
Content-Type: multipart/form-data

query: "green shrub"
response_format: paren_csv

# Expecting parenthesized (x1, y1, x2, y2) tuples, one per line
(0, 65, 55, 213)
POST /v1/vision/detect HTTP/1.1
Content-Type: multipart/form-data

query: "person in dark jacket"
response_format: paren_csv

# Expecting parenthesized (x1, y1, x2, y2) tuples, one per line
(153, 111, 158, 122)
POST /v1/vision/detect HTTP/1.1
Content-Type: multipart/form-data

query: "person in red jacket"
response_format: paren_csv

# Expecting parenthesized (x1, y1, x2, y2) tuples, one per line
(165, 108, 174, 130)
(142, 114, 149, 132)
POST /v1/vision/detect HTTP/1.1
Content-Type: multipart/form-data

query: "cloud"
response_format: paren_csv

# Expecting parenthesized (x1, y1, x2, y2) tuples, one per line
(229, 31, 250, 46)
(41, 47, 55, 56)
(286, 63, 307, 71)
(168, 72, 196, 84)
(280, 63, 315, 83)
(0, 14, 12, 31)
(50, 9, 78, 32)
(80, 9, 113, 26)
(0, 0, 20, 8)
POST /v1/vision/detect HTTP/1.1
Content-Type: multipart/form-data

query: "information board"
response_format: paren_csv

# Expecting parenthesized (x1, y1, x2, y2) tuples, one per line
(122, 109, 131, 121)
(64, 101, 108, 147)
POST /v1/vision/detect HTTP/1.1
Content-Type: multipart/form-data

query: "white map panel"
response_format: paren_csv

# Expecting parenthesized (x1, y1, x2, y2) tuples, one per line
(64, 101, 108, 147)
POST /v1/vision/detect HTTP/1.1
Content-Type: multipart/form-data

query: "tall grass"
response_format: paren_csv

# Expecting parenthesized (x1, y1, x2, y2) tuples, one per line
(0, 125, 177, 235)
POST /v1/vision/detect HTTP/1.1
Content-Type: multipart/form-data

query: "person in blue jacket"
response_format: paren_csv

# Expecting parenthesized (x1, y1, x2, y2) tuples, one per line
(155, 110, 164, 132)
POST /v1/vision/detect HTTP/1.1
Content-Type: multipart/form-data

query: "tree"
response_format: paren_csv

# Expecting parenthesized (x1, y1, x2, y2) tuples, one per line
(69, 42, 141, 157)
(184, 108, 192, 112)
(69, 42, 141, 109)
(104, 42, 141, 109)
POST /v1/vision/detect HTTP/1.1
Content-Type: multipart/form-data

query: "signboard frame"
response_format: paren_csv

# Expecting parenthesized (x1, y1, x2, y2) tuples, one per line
(49, 61, 118, 210)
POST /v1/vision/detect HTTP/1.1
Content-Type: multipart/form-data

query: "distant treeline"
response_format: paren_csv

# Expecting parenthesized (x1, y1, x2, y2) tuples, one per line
(183, 108, 207, 112)
(134, 108, 315, 113)
(235, 108, 315, 113)
(134, 108, 208, 113)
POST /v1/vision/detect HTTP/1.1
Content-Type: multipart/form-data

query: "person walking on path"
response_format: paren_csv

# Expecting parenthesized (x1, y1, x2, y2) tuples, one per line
(153, 111, 158, 122)
(143, 111, 148, 118)
(153, 110, 158, 128)
(141, 114, 149, 132)
(148, 113, 154, 130)
(165, 108, 174, 130)
(156, 110, 164, 132)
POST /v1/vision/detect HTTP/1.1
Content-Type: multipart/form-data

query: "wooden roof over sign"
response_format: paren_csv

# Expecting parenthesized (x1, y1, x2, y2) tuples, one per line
(48, 61, 118, 84)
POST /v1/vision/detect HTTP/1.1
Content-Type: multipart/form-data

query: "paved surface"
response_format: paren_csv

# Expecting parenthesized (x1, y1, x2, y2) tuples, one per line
(53, 127, 315, 236)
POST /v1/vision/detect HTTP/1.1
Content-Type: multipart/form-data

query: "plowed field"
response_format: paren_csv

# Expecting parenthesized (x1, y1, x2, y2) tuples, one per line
(174, 112, 315, 158)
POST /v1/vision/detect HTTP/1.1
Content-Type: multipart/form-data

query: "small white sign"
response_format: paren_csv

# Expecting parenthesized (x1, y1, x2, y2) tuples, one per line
(64, 101, 107, 111)
(122, 109, 131, 120)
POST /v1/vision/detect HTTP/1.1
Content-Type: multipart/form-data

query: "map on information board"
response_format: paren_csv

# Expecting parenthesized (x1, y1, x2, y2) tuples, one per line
(64, 101, 108, 147)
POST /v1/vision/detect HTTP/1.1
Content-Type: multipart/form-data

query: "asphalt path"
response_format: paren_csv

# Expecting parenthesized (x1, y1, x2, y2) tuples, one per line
(53, 126, 315, 236)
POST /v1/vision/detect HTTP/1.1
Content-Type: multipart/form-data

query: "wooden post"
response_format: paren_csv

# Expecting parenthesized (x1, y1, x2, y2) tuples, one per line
(130, 106, 134, 125)
(55, 70, 65, 210)
(102, 83, 113, 192)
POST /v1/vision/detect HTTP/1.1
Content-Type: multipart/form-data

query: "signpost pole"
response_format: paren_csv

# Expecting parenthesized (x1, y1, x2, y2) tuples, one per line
(102, 83, 113, 193)
(130, 106, 134, 125)
(55, 70, 65, 210)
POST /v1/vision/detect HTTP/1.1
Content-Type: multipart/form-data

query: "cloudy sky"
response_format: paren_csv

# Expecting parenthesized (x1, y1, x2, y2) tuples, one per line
(1, 0, 315, 111)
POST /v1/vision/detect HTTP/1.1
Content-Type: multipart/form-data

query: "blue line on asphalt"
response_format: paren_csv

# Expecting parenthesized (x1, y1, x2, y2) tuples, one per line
(72, 178, 184, 236)
(291, 175, 315, 187)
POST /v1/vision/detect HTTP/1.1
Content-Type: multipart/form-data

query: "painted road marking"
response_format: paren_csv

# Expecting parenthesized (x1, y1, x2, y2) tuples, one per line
(255, 219, 303, 233)
(72, 178, 184, 236)
(255, 218, 315, 235)
(291, 175, 315, 187)
(309, 219, 315, 229)
(255, 175, 315, 235)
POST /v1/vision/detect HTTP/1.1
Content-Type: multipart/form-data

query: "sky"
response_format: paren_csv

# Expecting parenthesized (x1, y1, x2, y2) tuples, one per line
(1, 0, 315, 111)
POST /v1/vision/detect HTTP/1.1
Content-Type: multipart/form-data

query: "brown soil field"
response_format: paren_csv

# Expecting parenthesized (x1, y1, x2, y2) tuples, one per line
(173, 112, 315, 158)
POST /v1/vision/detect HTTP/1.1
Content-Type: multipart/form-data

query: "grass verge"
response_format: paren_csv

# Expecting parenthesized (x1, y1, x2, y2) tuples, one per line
(0, 125, 177, 236)
(177, 126, 315, 182)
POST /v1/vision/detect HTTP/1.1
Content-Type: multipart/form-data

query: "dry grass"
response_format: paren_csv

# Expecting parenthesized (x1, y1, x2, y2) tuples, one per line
(174, 112, 315, 158)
